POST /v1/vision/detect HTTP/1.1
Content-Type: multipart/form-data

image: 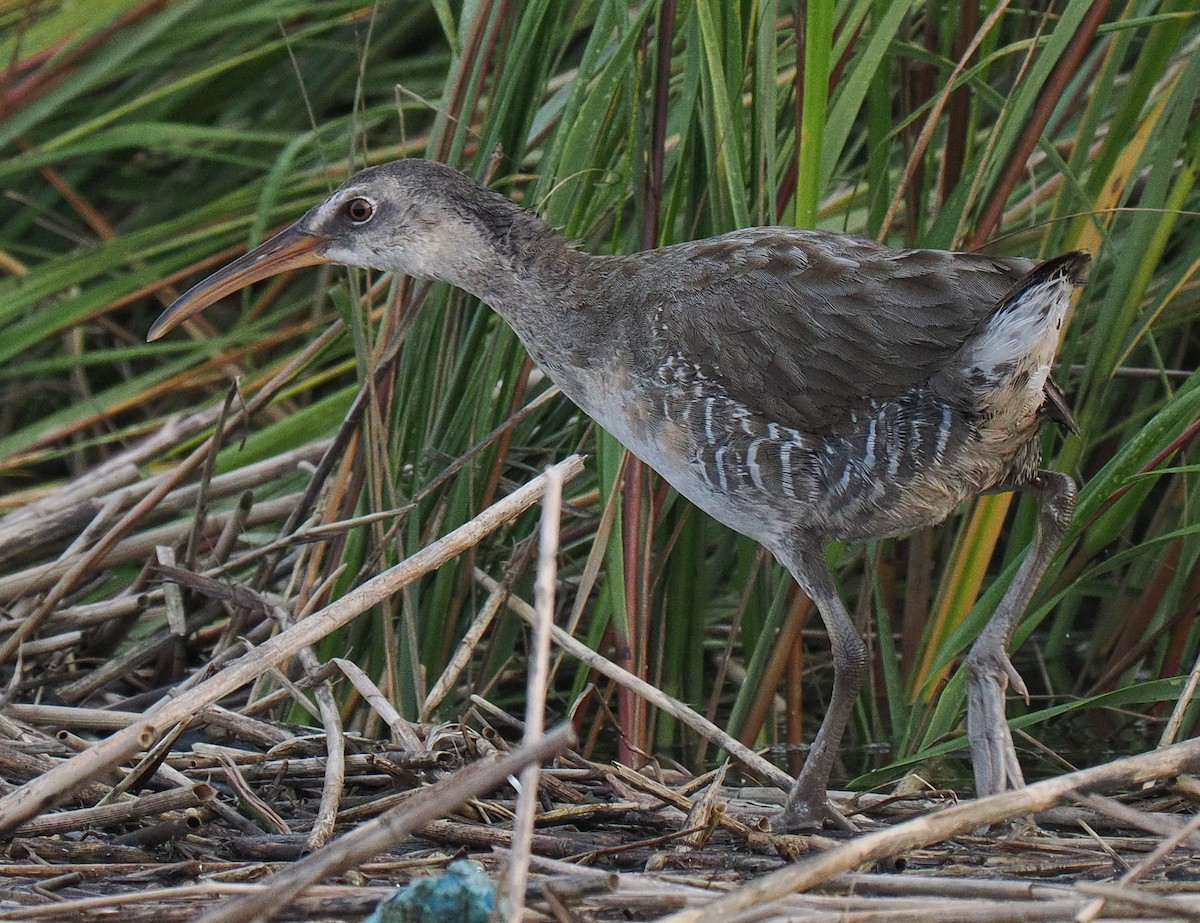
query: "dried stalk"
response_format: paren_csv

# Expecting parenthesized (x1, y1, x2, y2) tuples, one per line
(189, 723, 577, 923)
(13, 783, 214, 837)
(0, 454, 586, 834)
(333, 657, 426, 752)
(0, 493, 303, 600)
(505, 464, 563, 923)
(661, 738, 1200, 923)
(475, 569, 794, 792)
(0, 324, 342, 657)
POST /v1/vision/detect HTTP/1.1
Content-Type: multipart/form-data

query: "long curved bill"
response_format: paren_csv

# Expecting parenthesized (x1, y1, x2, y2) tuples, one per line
(147, 225, 331, 341)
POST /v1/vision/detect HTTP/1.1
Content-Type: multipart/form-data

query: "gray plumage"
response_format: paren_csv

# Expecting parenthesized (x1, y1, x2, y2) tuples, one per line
(151, 158, 1088, 829)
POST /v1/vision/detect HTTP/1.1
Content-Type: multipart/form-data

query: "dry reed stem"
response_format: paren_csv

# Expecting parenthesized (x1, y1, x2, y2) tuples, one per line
(0, 402, 228, 517)
(1161, 640, 1200, 749)
(3, 703, 139, 731)
(422, 562, 519, 720)
(307, 682, 345, 851)
(505, 463, 564, 923)
(189, 723, 577, 923)
(0, 883, 398, 921)
(604, 761, 762, 843)
(1077, 792, 1200, 848)
(0, 324, 343, 661)
(12, 783, 214, 837)
(333, 656, 427, 752)
(1075, 807, 1200, 923)
(0, 492, 303, 600)
(0, 454, 586, 835)
(475, 568, 795, 792)
(1074, 881, 1200, 919)
(659, 737, 1200, 922)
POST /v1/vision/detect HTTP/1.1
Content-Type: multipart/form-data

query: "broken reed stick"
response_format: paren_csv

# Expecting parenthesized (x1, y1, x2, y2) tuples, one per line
(1074, 808, 1200, 923)
(0, 454, 586, 835)
(189, 723, 577, 923)
(505, 463, 565, 923)
(0, 493, 302, 601)
(474, 568, 795, 792)
(0, 325, 344, 661)
(659, 737, 1200, 923)
(13, 783, 214, 837)
(332, 656, 426, 752)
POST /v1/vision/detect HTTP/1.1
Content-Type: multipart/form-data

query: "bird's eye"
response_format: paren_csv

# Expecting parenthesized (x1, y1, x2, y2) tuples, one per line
(345, 197, 375, 224)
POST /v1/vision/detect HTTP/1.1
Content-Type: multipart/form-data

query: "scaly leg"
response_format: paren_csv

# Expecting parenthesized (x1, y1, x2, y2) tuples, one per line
(965, 470, 1076, 797)
(777, 539, 867, 831)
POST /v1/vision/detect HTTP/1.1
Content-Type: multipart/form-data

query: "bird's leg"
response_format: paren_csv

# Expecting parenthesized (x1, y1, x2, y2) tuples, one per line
(965, 470, 1076, 798)
(777, 540, 867, 831)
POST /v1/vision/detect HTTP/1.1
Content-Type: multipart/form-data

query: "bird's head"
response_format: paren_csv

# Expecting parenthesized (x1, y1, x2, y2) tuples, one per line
(147, 160, 523, 341)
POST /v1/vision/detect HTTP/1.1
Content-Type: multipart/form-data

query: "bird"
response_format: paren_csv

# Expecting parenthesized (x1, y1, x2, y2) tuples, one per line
(148, 158, 1088, 830)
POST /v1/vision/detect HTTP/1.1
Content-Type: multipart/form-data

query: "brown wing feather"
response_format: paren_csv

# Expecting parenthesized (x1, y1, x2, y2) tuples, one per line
(629, 229, 1034, 433)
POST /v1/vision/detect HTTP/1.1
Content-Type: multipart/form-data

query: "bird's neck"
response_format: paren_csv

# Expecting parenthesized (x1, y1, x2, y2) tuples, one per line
(437, 198, 613, 366)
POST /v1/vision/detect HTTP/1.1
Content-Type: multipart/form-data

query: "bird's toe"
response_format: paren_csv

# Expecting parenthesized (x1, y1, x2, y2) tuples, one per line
(776, 793, 857, 834)
(965, 649, 1027, 798)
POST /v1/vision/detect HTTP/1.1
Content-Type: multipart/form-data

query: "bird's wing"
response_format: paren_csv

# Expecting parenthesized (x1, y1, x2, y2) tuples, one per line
(647, 230, 1033, 433)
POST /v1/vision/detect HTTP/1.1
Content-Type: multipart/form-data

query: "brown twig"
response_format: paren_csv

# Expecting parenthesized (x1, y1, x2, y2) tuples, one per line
(190, 724, 577, 923)
(661, 737, 1200, 922)
(0, 324, 342, 659)
(475, 568, 794, 792)
(0, 455, 585, 835)
(505, 463, 564, 922)
(13, 783, 214, 837)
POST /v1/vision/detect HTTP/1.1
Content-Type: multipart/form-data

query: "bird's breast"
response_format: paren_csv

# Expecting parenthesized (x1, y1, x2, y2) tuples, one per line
(537, 347, 1048, 548)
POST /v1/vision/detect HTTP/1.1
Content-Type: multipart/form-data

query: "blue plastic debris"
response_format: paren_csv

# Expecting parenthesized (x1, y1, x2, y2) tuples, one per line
(363, 859, 502, 923)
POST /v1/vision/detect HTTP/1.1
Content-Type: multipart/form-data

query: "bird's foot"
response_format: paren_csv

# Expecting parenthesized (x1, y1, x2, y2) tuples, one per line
(965, 644, 1027, 799)
(775, 791, 857, 834)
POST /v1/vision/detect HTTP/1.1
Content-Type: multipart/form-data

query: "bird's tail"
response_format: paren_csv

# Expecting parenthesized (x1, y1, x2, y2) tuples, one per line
(961, 251, 1089, 436)
(967, 251, 1089, 389)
